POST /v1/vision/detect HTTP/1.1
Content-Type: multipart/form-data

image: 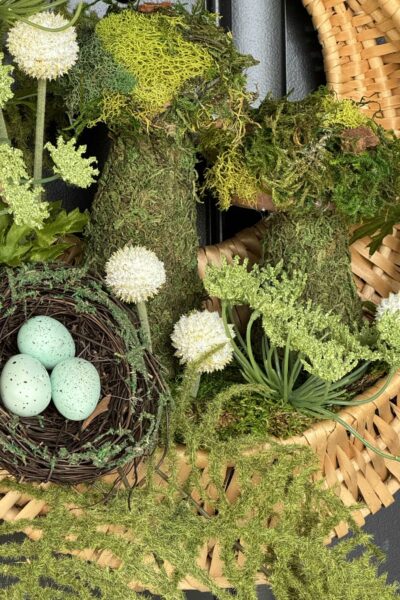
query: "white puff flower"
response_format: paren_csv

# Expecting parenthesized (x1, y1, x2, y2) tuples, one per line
(376, 292, 400, 321)
(7, 12, 79, 80)
(171, 310, 235, 373)
(105, 245, 166, 303)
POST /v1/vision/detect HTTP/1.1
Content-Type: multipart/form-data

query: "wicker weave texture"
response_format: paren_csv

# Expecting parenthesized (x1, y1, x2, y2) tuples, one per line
(302, 0, 400, 132)
(351, 223, 400, 302)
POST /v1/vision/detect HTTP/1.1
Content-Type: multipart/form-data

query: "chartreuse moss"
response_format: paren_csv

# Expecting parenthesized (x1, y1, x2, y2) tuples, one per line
(95, 10, 215, 120)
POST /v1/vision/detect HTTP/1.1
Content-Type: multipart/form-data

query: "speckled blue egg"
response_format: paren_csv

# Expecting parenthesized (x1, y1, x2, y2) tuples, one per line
(0, 354, 51, 417)
(51, 358, 101, 421)
(17, 316, 75, 370)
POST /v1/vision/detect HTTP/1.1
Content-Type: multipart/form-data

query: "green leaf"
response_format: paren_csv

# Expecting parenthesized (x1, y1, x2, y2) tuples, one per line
(28, 243, 72, 263)
(5, 222, 33, 247)
(35, 208, 88, 247)
(0, 239, 31, 265)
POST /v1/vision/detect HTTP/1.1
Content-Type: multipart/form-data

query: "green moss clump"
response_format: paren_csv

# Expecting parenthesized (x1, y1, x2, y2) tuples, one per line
(190, 369, 311, 440)
(62, 30, 137, 133)
(85, 130, 202, 370)
(95, 9, 215, 120)
(204, 88, 400, 220)
(263, 212, 363, 328)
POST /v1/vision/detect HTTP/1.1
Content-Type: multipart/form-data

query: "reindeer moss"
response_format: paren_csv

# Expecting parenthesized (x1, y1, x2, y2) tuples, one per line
(263, 212, 363, 328)
(85, 130, 202, 370)
(95, 10, 215, 120)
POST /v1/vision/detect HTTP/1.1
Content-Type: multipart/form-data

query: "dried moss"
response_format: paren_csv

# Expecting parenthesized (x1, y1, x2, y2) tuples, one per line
(204, 88, 400, 218)
(85, 130, 202, 371)
(263, 212, 363, 328)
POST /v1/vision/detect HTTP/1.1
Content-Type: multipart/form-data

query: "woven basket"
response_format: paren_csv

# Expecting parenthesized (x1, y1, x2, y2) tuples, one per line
(2, 223, 400, 592)
(302, 0, 400, 132)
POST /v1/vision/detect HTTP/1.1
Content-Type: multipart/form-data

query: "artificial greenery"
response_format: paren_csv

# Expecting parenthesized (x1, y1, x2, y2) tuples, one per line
(0, 26, 95, 264)
(95, 9, 215, 120)
(204, 87, 400, 257)
(206, 88, 400, 217)
(203, 258, 400, 460)
(205, 88, 400, 326)
(0, 383, 398, 599)
(86, 131, 202, 370)
(0, 0, 81, 30)
(0, 200, 87, 266)
(194, 371, 312, 440)
(64, 3, 256, 366)
(64, 3, 255, 135)
(62, 27, 137, 134)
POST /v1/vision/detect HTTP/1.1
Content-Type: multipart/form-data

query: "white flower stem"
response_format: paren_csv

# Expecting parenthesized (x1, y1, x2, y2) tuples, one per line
(190, 374, 201, 400)
(34, 78, 47, 198)
(137, 301, 152, 353)
(0, 109, 8, 144)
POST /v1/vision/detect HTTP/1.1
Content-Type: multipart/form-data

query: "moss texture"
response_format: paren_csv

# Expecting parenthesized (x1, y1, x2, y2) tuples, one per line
(263, 212, 363, 328)
(85, 130, 202, 369)
(0, 420, 398, 599)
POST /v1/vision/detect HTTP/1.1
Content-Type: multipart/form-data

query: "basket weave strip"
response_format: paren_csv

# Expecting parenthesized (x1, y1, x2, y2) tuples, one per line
(303, 0, 400, 132)
(351, 224, 400, 303)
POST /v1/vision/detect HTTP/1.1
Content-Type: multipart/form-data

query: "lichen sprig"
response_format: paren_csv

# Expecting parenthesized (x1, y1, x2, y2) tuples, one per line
(0, 53, 13, 142)
(45, 137, 99, 187)
(0, 145, 49, 227)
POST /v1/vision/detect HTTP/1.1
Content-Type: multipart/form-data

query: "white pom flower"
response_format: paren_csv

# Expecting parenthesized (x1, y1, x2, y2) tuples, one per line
(105, 245, 166, 303)
(376, 292, 400, 321)
(7, 12, 79, 80)
(171, 310, 235, 373)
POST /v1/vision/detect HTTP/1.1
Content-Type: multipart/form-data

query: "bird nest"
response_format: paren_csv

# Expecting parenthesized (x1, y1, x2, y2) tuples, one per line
(0, 265, 167, 484)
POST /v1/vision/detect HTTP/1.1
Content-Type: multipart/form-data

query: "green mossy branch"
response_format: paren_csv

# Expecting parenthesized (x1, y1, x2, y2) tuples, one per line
(263, 212, 363, 328)
(85, 131, 203, 371)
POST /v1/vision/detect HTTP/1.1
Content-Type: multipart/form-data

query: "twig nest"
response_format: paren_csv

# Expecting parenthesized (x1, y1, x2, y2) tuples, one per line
(0, 265, 167, 484)
(7, 12, 79, 80)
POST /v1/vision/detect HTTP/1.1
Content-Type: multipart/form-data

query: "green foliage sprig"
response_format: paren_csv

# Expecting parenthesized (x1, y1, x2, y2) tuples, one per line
(0, 0, 82, 30)
(0, 200, 87, 265)
(204, 258, 400, 461)
(0, 30, 95, 264)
